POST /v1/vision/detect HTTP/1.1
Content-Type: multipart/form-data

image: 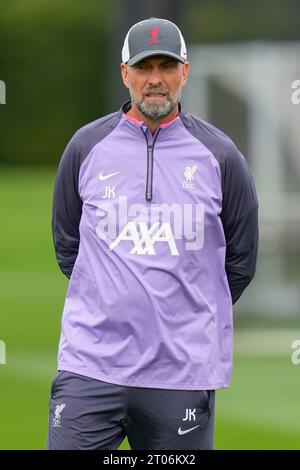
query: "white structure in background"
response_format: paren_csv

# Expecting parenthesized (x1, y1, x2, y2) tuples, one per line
(0, 80, 6, 104)
(0, 340, 6, 364)
(184, 42, 300, 317)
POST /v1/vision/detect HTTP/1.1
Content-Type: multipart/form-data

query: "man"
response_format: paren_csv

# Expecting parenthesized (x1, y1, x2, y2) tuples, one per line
(47, 17, 259, 450)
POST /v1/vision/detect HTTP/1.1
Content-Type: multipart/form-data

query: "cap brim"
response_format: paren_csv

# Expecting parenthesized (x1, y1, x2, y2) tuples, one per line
(126, 50, 186, 66)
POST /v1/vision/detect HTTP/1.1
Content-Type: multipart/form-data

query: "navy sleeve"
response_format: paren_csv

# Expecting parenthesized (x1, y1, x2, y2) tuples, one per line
(180, 110, 259, 305)
(220, 145, 259, 304)
(51, 133, 83, 279)
(51, 111, 121, 278)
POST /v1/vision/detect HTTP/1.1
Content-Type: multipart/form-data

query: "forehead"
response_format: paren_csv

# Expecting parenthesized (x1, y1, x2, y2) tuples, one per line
(131, 55, 180, 66)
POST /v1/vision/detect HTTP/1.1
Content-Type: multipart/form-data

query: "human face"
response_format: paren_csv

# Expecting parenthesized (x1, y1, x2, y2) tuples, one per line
(121, 55, 189, 121)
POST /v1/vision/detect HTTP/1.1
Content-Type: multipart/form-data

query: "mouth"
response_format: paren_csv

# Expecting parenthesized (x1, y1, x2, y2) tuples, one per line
(145, 93, 167, 99)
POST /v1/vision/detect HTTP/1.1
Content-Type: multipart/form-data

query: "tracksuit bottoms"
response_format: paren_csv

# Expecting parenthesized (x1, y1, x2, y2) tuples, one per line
(46, 370, 215, 450)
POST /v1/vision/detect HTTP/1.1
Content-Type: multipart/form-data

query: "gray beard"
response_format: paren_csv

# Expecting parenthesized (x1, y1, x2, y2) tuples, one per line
(130, 89, 182, 121)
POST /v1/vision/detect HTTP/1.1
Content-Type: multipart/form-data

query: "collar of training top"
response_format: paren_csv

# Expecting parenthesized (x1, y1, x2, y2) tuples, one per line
(119, 99, 184, 131)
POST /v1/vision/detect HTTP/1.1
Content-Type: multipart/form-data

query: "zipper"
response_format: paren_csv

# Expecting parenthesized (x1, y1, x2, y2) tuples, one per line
(142, 128, 161, 202)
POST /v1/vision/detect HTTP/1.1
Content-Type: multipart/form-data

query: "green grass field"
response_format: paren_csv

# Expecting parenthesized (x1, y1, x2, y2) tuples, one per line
(0, 167, 299, 450)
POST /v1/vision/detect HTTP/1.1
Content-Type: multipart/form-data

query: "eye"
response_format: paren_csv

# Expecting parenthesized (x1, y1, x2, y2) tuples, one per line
(164, 61, 177, 69)
(133, 62, 148, 70)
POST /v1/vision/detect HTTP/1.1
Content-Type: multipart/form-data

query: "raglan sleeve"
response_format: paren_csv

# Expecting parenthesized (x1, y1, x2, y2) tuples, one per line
(51, 132, 83, 279)
(220, 142, 259, 305)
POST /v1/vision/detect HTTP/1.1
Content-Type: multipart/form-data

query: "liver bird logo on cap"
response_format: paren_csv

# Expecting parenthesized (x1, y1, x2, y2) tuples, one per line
(149, 27, 160, 45)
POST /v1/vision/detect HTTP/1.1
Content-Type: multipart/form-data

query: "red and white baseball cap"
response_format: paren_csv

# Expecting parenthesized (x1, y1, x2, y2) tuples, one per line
(122, 18, 187, 66)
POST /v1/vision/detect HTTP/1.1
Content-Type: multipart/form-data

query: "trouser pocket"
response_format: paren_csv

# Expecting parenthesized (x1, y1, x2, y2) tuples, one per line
(50, 370, 65, 399)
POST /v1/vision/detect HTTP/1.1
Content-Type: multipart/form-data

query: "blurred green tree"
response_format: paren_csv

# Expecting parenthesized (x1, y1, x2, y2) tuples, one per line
(0, 0, 112, 165)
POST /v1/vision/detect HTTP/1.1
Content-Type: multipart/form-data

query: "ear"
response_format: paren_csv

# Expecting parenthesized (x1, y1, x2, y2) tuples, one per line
(181, 61, 189, 87)
(120, 63, 130, 89)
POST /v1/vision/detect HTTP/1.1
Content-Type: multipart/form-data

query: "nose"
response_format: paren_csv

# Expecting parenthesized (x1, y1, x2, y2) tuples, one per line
(147, 66, 163, 86)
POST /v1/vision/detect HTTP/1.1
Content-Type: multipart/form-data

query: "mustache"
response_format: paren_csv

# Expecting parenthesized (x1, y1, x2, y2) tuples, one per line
(143, 87, 169, 96)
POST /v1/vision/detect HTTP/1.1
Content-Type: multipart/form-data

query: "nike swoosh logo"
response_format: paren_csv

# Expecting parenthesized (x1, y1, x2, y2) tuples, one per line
(178, 425, 200, 436)
(99, 171, 120, 181)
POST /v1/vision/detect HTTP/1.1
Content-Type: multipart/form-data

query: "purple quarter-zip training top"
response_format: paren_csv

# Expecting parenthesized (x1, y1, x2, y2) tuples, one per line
(52, 100, 259, 390)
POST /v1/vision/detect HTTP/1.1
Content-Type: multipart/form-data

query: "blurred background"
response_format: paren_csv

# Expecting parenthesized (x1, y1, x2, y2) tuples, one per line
(0, 0, 299, 450)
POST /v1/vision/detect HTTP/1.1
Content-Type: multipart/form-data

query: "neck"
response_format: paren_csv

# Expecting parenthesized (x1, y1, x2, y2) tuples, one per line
(126, 102, 179, 134)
